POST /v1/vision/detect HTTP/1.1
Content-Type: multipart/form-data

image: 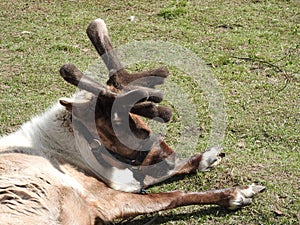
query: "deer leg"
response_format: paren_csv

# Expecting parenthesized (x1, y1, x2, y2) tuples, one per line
(166, 146, 224, 175)
(104, 184, 265, 221)
(141, 153, 202, 188)
(139, 141, 223, 188)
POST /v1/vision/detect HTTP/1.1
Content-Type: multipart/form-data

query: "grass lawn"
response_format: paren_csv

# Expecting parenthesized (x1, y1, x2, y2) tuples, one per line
(0, 0, 299, 224)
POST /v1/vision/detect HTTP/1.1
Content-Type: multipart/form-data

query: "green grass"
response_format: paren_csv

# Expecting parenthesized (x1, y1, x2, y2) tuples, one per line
(0, 0, 299, 224)
(158, 0, 188, 19)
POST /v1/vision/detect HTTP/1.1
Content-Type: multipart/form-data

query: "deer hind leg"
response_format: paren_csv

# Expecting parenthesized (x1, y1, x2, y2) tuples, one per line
(104, 184, 265, 221)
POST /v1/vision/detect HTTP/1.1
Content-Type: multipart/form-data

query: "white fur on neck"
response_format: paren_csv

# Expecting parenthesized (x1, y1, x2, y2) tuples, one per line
(0, 101, 143, 192)
(0, 103, 83, 165)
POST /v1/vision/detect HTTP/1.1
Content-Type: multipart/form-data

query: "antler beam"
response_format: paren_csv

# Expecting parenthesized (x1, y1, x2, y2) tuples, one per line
(87, 19, 125, 75)
(87, 19, 170, 90)
(59, 63, 172, 122)
(60, 63, 115, 98)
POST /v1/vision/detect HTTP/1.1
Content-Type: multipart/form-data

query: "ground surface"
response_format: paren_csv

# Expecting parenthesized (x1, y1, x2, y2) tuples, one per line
(0, 0, 299, 224)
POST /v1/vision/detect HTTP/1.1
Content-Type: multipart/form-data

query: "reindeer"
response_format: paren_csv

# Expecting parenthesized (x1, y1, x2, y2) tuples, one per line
(0, 19, 265, 225)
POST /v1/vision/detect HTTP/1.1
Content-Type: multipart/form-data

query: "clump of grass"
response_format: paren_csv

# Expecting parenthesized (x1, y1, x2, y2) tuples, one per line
(158, 0, 188, 20)
(50, 43, 79, 52)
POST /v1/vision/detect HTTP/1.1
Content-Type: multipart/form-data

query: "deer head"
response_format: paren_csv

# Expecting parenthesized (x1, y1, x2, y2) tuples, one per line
(59, 19, 176, 188)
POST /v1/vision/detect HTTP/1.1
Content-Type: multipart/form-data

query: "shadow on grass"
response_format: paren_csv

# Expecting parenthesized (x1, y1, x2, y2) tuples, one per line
(116, 206, 235, 225)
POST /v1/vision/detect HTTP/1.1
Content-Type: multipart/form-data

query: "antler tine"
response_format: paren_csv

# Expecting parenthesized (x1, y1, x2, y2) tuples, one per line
(87, 18, 170, 91)
(87, 19, 126, 76)
(60, 63, 115, 98)
(131, 102, 173, 123)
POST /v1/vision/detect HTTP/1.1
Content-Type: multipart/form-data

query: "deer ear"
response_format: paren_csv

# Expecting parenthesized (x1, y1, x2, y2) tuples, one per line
(59, 96, 93, 112)
(59, 98, 73, 112)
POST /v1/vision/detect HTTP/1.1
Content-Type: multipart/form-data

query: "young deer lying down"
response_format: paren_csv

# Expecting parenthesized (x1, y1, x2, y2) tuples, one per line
(0, 19, 264, 225)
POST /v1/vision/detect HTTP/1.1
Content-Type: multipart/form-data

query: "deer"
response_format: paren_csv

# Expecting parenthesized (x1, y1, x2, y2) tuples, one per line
(0, 18, 265, 225)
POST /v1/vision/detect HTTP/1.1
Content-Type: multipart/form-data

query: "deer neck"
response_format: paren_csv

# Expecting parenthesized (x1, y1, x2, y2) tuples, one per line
(0, 103, 84, 166)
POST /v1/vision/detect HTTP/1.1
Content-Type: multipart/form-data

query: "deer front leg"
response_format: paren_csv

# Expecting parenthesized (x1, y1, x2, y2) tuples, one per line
(104, 184, 265, 221)
(140, 142, 224, 188)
